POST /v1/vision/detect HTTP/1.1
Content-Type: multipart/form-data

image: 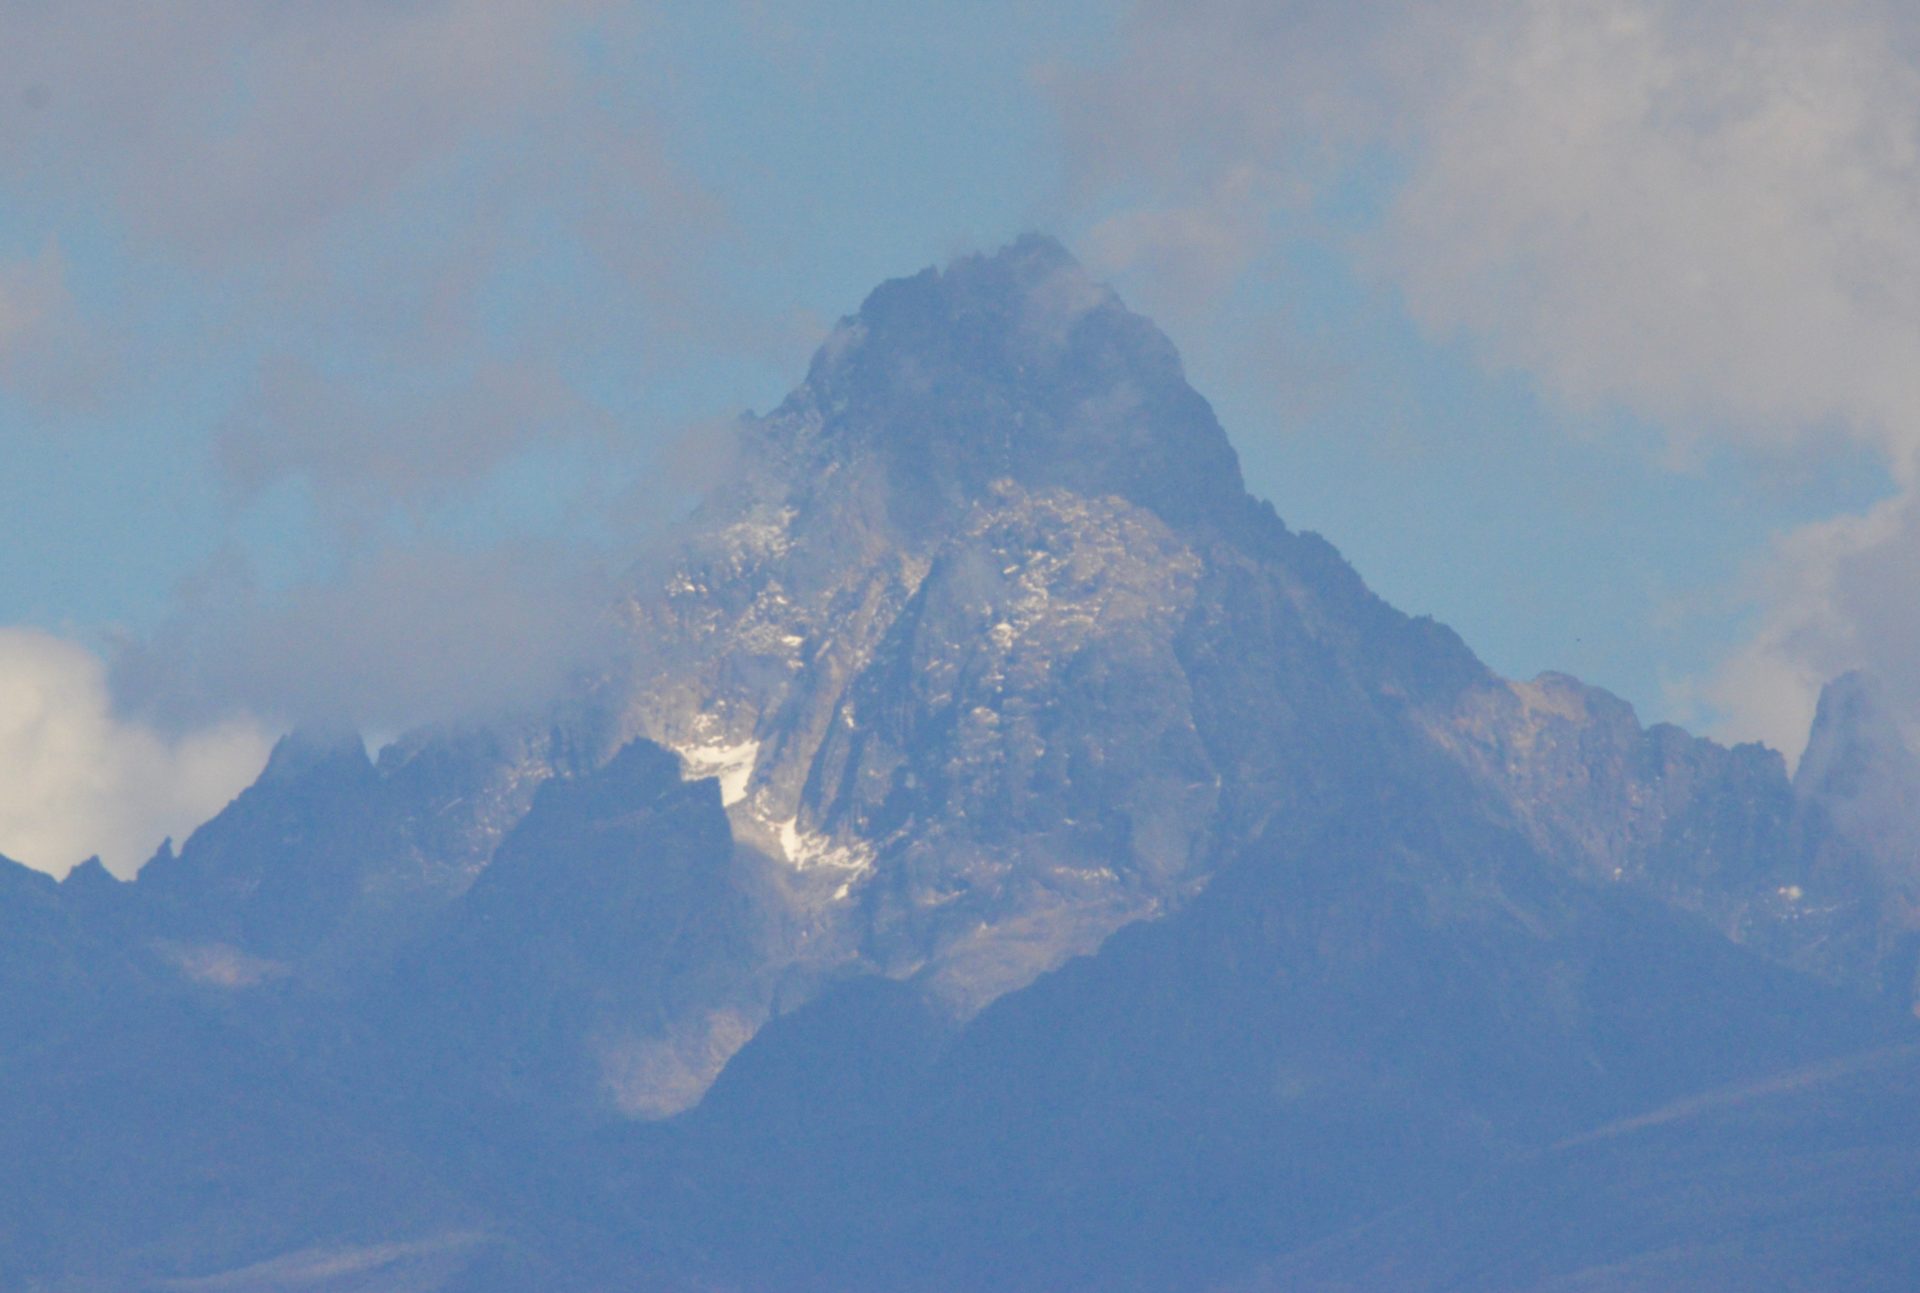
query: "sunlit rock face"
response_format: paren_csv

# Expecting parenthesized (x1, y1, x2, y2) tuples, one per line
(609, 237, 1259, 1029)
(601, 235, 1491, 1058)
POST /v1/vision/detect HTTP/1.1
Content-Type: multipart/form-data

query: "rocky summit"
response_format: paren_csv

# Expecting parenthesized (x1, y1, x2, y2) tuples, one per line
(6, 238, 1920, 1291)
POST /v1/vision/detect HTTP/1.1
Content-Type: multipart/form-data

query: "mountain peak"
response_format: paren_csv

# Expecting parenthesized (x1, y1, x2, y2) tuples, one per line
(257, 727, 372, 787)
(1797, 671, 1916, 802)
(846, 233, 1104, 337)
(784, 235, 1250, 533)
(1796, 671, 1920, 890)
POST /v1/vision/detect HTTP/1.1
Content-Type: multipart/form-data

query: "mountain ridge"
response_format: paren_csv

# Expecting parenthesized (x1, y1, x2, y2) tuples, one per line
(5, 236, 1919, 1290)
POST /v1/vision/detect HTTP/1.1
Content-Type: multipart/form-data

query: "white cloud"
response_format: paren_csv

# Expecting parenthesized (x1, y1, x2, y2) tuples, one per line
(1067, 0, 1920, 755)
(0, 0, 725, 505)
(1377, 0, 1920, 466)
(0, 629, 271, 878)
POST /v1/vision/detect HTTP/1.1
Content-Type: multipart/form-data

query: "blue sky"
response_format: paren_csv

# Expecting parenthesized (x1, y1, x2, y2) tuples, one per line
(2, 0, 1917, 874)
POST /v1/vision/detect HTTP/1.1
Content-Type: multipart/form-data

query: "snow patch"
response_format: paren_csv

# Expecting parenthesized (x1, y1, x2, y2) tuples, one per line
(156, 941, 289, 990)
(774, 816, 875, 878)
(675, 739, 760, 807)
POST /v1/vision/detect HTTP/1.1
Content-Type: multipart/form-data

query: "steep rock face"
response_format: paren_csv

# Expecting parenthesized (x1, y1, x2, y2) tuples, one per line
(806, 484, 1216, 1011)
(135, 731, 397, 975)
(612, 244, 1250, 1006)
(615, 234, 1249, 785)
(606, 237, 1497, 1054)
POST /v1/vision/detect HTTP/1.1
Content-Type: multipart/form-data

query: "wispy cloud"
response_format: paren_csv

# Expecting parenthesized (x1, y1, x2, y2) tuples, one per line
(0, 2, 746, 740)
(114, 538, 627, 736)
(0, 1, 610, 257)
(212, 355, 619, 517)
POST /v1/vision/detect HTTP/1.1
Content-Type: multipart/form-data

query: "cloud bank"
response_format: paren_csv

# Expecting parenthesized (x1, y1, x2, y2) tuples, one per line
(0, 630, 270, 878)
(1067, 0, 1920, 756)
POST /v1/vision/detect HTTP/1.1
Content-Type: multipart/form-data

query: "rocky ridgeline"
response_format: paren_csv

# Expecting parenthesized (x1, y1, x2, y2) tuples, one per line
(51, 239, 1920, 1117)
(5, 237, 1920, 1290)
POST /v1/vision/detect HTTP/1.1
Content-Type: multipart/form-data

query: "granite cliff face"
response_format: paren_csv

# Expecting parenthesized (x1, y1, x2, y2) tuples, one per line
(5, 238, 1920, 1290)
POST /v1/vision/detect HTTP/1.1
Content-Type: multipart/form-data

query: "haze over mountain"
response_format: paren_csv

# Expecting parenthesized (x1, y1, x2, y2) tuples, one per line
(5, 239, 1920, 1290)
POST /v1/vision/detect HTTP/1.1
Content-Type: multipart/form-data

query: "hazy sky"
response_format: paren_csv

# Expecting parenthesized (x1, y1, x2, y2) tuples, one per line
(4, 0, 1917, 874)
